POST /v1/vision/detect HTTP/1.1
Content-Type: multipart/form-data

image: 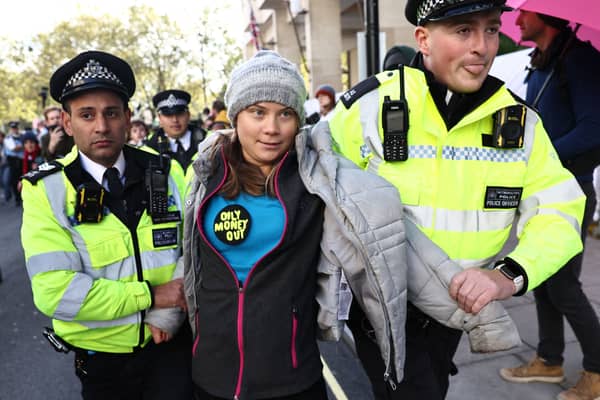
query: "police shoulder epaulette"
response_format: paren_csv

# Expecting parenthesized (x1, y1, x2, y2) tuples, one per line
(21, 161, 63, 184)
(340, 75, 381, 109)
(507, 88, 538, 113)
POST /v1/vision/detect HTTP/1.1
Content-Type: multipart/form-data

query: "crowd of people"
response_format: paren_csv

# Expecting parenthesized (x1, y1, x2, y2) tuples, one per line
(6, 0, 600, 400)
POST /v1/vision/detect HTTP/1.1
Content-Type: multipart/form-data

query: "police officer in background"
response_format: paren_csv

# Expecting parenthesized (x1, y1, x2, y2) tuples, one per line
(147, 89, 205, 175)
(20, 51, 192, 399)
(328, 0, 585, 399)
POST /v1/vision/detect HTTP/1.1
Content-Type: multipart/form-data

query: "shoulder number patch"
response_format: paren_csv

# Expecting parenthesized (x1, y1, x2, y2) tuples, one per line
(340, 75, 380, 109)
(21, 161, 63, 184)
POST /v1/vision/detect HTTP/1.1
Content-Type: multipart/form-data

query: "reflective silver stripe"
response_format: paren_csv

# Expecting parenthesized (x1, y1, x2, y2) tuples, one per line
(79, 312, 140, 329)
(26, 251, 81, 279)
(517, 178, 583, 235)
(522, 108, 538, 161)
(86, 256, 136, 280)
(441, 146, 527, 162)
(524, 176, 584, 207)
(83, 249, 178, 280)
(44, 173, 71, 228)
(404, 205, 434, 229)
(53, 273, 94, 321)
(404, 204, 515, 232)
(435, 207, 515, 232)
(518, 205, 581, 236)
(168, 174, 183, 210)
(140, 248, 178, 271)
(358, 90, 383, 174)
(44, 173, 94, 267)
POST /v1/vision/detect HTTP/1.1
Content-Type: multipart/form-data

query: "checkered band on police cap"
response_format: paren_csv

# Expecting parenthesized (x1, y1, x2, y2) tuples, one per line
(225, 50, 307, 126)
(418, 0, 459, 22)
(407, 0, 509, 26)
(63, 59, 123, 98)
(49, 50, 135, 103)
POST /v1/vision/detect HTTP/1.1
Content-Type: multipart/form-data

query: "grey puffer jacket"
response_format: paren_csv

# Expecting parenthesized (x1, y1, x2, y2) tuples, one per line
(181, 122, 521, 383)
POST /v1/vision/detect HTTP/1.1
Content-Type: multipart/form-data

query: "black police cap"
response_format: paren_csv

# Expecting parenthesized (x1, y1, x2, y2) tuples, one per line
(152, 90, 191, 115)
(8, 121, 19, 128)
(405, 0, 511, 26)
(49, 50, 136, 103)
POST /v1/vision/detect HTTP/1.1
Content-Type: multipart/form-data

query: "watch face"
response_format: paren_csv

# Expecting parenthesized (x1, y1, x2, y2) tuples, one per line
(501, 265, 517, 279)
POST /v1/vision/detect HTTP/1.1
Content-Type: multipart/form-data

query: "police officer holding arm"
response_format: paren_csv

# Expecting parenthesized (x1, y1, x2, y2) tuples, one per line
(20, 50, 192, 399)
(328, 0, 585, 399)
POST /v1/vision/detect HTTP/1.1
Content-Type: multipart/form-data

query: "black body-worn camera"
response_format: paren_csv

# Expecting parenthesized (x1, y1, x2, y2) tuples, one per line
(75, 184, 105, 223)
(492, 105, 526, 148)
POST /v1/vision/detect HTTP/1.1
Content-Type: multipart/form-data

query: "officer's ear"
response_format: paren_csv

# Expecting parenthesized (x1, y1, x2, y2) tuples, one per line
(62, 110, 75, 137)
(414, 26, 431, 56)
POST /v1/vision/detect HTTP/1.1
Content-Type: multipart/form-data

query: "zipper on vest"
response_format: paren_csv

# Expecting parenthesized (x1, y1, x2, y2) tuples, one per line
(234, 286, 245, 400)
(291, 305, 298, 369)
(192, 311, 200, 356)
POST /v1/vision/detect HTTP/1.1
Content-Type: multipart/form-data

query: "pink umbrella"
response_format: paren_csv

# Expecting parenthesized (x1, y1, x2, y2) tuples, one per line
(501, 0, 600, 50)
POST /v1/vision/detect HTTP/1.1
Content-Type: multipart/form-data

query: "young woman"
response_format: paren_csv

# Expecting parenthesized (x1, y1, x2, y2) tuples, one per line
(181, 50, 520, 400)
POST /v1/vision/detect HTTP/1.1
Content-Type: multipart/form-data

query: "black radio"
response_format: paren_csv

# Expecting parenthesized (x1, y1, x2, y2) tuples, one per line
(145, 164, 181, 224)
(382, 65, 410, 162)
(146, 166, 169, 215)
(382, 96, 409, 161)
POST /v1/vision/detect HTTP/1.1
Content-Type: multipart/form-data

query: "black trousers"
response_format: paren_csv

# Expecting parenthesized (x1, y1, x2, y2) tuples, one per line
(348, 301, 462, 400)
(535, 180, 600, 373)
(192, 377, 328, 400)
(75, 324, 193, 400)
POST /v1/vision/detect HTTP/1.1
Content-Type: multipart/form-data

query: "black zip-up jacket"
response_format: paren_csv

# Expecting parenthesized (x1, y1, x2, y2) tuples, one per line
(191, 149, 325, 399)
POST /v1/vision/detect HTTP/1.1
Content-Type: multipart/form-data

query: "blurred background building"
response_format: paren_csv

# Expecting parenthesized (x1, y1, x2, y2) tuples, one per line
(242, 0, 413, 95)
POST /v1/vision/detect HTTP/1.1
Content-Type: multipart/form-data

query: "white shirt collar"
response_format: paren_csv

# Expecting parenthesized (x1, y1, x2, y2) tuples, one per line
(445, 89, 453, 105)
(168, 130, 191, 152)
(79, 150, 126, 187)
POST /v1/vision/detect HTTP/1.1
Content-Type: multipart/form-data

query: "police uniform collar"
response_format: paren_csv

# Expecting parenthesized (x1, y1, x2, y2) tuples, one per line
(79, 150, 126, 187)
(168, 130, 192, 151)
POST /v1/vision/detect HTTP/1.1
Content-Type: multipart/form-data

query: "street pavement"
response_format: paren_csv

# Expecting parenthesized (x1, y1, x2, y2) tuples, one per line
(447, 235, 600, 400)
(2, 200, 599, 399)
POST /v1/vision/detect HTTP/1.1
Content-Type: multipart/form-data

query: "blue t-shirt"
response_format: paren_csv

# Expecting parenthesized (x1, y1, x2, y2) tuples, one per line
(203, 192, 284, 284)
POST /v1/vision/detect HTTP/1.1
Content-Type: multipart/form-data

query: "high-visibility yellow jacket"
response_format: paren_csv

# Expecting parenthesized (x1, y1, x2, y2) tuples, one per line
(329, 67, 584, 291)
(20, 145, 184, 353)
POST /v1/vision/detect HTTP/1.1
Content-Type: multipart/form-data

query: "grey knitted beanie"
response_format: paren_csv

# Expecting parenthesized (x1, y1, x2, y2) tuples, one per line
(225, 50, 307, 126)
